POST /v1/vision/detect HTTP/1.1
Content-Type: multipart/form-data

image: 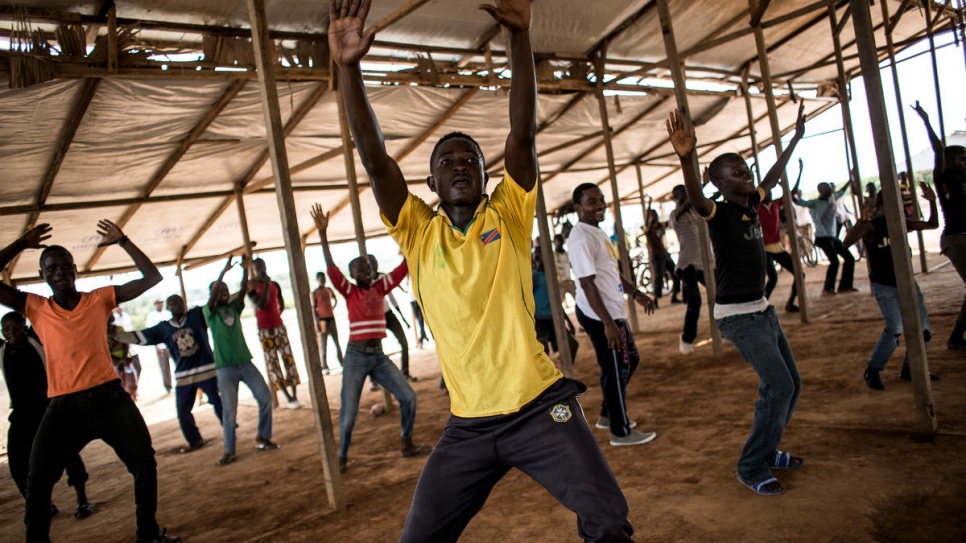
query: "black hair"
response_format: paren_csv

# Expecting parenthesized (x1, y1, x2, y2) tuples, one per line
(572, 182, 601, 205)
(708, 153, 744, 185)
(316, 271, 325, 279)
(166, 294, 183, 305)
(944, 145, 966, 161)
(672, 184, 686, 194)
(1, 311, 25, 325)
(348, 256, 367, 270)
(430, 132, 485, 171)
(38, 245, 72, 266)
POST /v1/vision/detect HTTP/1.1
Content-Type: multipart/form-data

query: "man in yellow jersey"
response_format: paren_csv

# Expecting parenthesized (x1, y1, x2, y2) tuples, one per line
(329, 0, 634, 541)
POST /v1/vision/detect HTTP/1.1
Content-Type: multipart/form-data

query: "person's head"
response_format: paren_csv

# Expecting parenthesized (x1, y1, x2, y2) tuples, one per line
(816, 182, 832, 199)
(251, 258, 267, 278)
(349, 256, 373, 289)
(165, 295, 186, 320)
(671, 184, 687, 204)
(898, 171, 908, 183)
(1, 312, 27, 345)
(865, 182, 876, 194)
(427, 132, 488, 207)
(153, 299, 165, 311)
(708, 153, 755, 199)
(945, 145, 966, 175)
(647, 209, 659, 223)
(209, 280, 230, 306)
(316, 271, 326, 287)
(38, 245, 76, 293)
(572, 183, 606, 225)
(532, 251, 544, 272)
(553, 233, 565, 252)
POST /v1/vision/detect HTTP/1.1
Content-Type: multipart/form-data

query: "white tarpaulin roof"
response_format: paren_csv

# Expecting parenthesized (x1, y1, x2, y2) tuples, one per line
(0, 0, 957, 280)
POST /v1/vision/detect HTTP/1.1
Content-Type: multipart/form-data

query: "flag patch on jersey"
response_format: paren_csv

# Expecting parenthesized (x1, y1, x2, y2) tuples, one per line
(480, 228, 502, 245)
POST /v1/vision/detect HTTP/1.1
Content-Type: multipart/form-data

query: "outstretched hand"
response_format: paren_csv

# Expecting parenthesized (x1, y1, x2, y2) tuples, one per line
(23, 223, 52, 249)
(222, 255, 234, 272)
(329, 0, 376, 66)
(479, 0, 530, 32)
(791, 101, 806, 140)
(920, 181, 937, 202)
(310, 203, 329, 234)
(96, 219, 125, 247)
(911, 100, 928, 119)
(634, 291, 656, 315)
(666, 109, 696, 158)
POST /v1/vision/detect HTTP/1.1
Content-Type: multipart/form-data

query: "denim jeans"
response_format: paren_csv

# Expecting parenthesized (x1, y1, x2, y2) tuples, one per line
(217, 361, 273, 455)
(716, 306, 801, 483)
(340, 344, 417, 459)
(868, 282, 931, 371)
(25, 381, 159, 543)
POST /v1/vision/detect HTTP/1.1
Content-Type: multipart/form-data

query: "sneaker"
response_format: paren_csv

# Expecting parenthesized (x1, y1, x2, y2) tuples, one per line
(785, 303, 800, 313)
(670, 297, 684, 304)
(322, 368, 331, 375)
(216, 453, 235, 466)
(822, 289, 837, 296)
(404, 374, 418, 382)
(148, 528, 183, 543)
(74, 502, 94, 519)
(679, 335, 694, 355)
(863, 368, 885, 391)
(610, 429, 657, 446)
(898, 365, 939, 382)
(179, 438, 206, 454)
(369, 382, 381, 392)
(595, 416, 637, 430)
(338, 456, 348, 473)
(839, 287, 860, 294)
(255, 436, 281, 451)
(286, 399, 304, 410)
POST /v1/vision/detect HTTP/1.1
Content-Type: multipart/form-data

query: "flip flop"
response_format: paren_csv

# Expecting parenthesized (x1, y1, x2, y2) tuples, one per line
(738, 475, 785, 496)
(770, 450, 803, 469)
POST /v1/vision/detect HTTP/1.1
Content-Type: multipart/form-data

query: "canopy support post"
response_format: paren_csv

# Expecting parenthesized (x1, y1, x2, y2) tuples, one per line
(536, 178, 575, 377)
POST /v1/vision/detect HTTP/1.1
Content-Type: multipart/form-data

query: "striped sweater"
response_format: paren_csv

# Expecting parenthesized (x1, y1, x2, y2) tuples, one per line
(328, 261, 408, 342)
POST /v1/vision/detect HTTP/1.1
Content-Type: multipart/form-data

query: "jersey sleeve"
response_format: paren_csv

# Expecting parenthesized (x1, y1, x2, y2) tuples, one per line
(568, 231, 597, 280)
(327, 265, 352, 297)
(489, 170, 537, 241)
(136, 323, 165, 346)
(378, 261, 410, 294)
(382, 193, 436, 259)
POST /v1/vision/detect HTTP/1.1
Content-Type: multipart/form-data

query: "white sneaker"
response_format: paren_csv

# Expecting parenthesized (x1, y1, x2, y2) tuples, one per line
(595, 416, 637, 430)
(287, 399, 304, 410)
(679, 335, 695, 355)
(610, 429, 657, 446)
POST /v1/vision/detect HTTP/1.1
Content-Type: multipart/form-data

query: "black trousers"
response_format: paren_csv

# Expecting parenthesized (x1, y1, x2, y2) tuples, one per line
(317, 316, 344, 368)
(25, 380, 160, 543)
(8, 407, 87, 500)
(677, 265, 705, 344)
(765, 251, 800, 306)
(385, 310, 410, 376)
(399, 378, 633, 543)
(575, 308, 640, 437)
(814, 236, 854, 292)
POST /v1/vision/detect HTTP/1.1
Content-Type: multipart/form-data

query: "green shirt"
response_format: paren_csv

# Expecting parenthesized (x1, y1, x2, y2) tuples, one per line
(203, 298, 252, 368)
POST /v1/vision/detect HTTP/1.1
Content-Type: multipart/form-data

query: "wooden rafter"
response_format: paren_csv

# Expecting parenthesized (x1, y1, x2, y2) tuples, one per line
(584, 0, 657, 56)
(368, 0, 432, 34)
(82, 79, 246, 271)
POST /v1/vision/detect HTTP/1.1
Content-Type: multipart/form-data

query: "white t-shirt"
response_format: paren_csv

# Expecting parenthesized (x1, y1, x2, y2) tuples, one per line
(568, 221, 626, 321)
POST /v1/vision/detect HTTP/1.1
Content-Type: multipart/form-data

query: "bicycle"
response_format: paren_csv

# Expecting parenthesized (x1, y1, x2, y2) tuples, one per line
(629, 249, 675, 297)
(796, 225, 820, 268)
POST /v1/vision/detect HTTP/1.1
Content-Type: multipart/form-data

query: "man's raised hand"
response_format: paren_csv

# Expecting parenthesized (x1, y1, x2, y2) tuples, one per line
(96, 219, 125, 247)
(480, 0, 530, 32)
(329, 0, 376, 66)
(791, 101, 806, 141)
(23, 223, 52, 249)
(666, 108, 696, 158)
(310, 203, 330, 234)
(911, 100, 929, 120)
(920, 181, 937, 202)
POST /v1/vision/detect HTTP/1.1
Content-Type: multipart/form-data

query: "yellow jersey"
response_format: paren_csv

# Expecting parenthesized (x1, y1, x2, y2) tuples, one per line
(383, 172, 562, 417)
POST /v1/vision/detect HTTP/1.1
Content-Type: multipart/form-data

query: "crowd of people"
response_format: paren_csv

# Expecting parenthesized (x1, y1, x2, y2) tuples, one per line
(1, 0, 963, 541)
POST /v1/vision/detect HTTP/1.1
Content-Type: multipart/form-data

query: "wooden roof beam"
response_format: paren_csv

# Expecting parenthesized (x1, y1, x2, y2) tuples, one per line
(584, 1, 657, 56)
(368, 0, 433, 34)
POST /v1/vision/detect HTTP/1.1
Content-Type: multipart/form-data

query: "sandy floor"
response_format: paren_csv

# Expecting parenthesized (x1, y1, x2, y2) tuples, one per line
(1, 252, 965, 543)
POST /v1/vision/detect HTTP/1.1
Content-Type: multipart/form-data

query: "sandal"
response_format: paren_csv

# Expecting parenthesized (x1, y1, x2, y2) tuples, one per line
(216, 453, 235, 466)
(770, 450, 803, 469)
(74, 502, 95, 519)
(738, 475, 785, 496)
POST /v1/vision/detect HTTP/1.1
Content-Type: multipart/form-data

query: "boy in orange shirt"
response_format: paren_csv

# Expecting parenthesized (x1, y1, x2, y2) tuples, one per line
(0, 220, 181, 543)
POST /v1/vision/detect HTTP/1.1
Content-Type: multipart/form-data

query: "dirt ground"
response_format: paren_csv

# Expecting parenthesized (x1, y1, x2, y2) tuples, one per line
(2, 253, 965, 543)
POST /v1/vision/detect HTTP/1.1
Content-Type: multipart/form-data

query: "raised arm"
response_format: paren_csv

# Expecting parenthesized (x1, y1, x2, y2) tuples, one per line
(330, 0, 408, 224)
(906, 182, 939, 232)
(232, 257, 249, 305)
(786, 158, 804, 201)
(249, 275, 271, 310)
(310, 204, 337, 269)
(0, 224, 51, 312)
(482, 0, 537, 190)
(911, 101, 944, 175)
(759, 101, 805, 195)
(842, 199, 875, 248)
(216, 256, 234, 283)
(667, 109, 713, 217)
(100, 219, 162, 304)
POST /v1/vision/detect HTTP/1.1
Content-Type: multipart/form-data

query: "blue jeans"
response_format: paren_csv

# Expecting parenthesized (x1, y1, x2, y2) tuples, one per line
(868, 282, 931, 371)
(716, 306, 801, 483)
(340, 344, 417, 459)
(217, 361, 273, 455)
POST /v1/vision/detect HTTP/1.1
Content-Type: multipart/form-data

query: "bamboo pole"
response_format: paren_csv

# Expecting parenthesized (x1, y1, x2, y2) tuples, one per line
(880, 0, 929, 274)
(656, 0, 723, 356)
(594, 45, 640, 333)
(923, 0, 948, 146)
(246, 0, 344, 510)
(848, 0, 936, 434)
(175, 246, 188, 305)
(749, 0, 810, 325)
(535, 178, 574, 377)
(740, 68, 763, 185)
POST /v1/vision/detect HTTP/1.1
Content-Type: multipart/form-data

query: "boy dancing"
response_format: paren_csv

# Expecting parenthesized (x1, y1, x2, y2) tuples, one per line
(668, 105, 806, 496)
(330, 0, 635, 539)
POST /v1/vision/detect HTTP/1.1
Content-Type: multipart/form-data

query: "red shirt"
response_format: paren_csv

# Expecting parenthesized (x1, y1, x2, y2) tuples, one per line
(329, 261, 408, 342)
(252, 280, 284, 330)
(313, 287, 335, 319)
(757, 201, 783, 246)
